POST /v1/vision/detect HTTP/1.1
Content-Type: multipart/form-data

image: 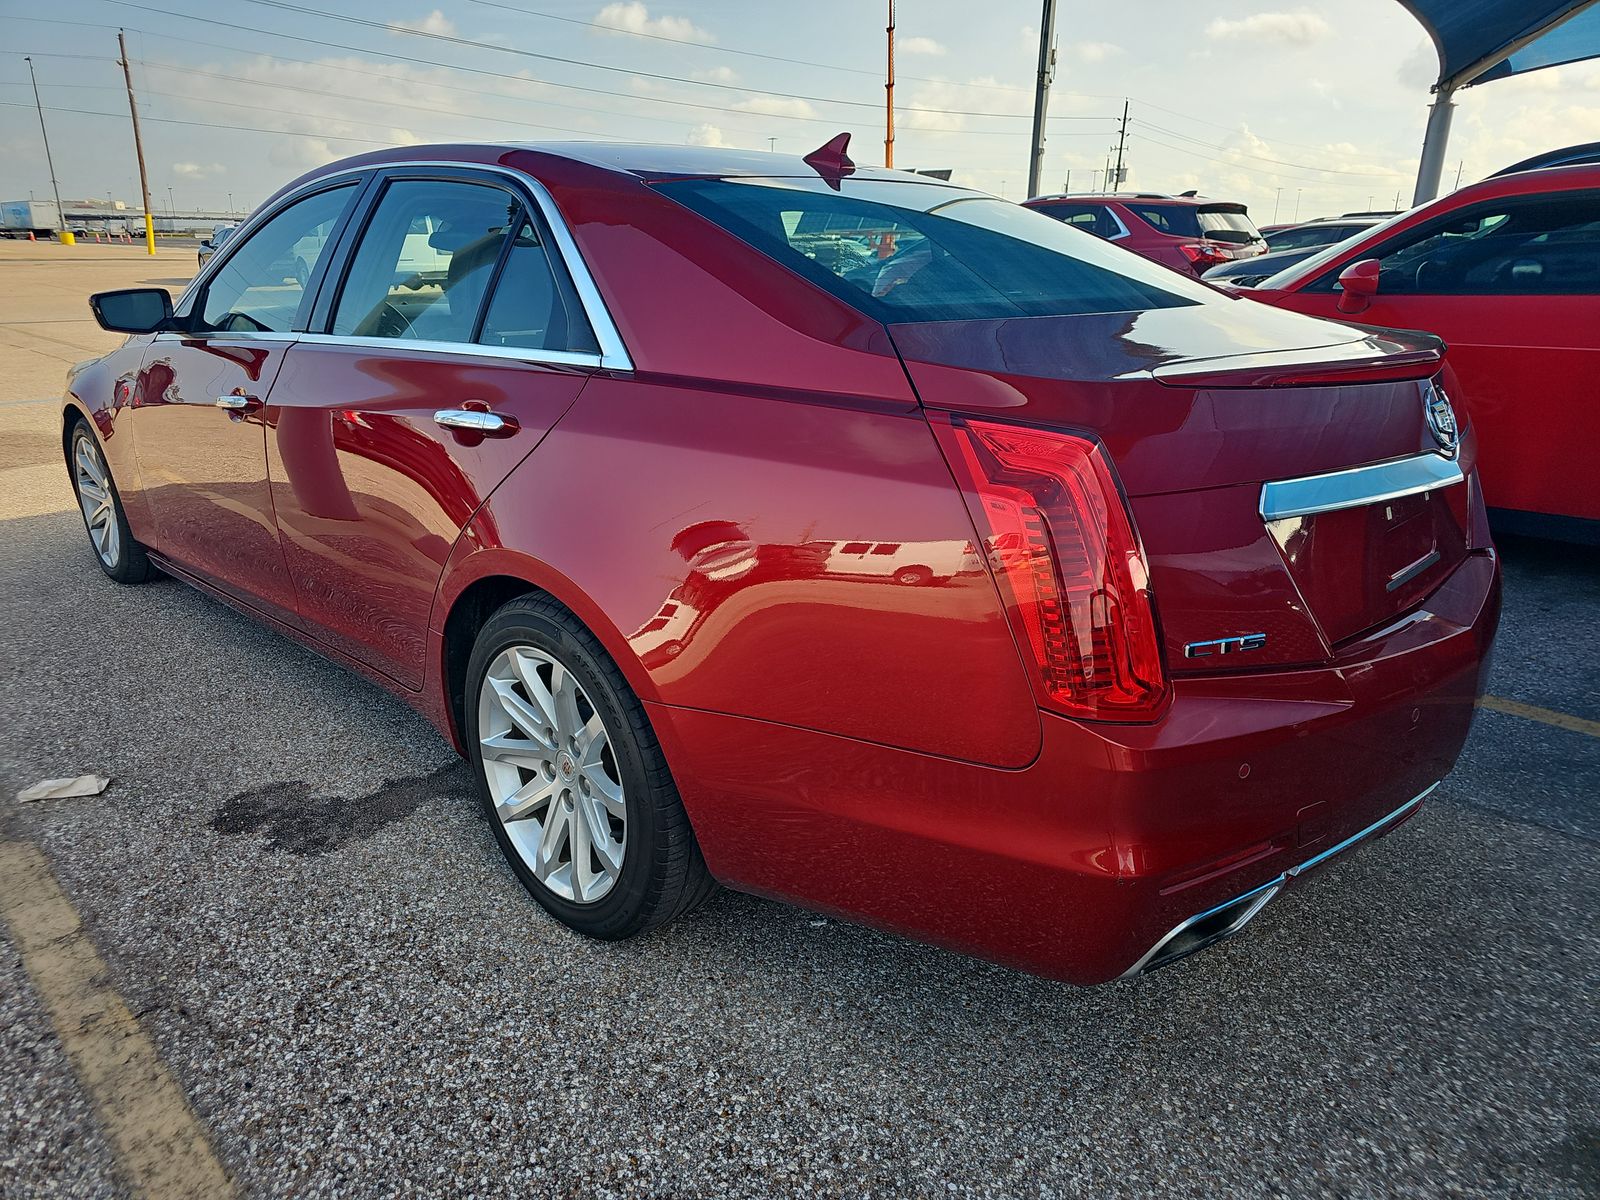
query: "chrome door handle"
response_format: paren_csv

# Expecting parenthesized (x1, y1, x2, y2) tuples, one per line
(215, 394, 259, 409)
(433, 408, 518, 436)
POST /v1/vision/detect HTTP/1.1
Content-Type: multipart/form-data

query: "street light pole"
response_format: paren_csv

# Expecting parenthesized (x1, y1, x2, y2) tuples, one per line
(884, 0, 895, 169)
(23, 57, 67, 236)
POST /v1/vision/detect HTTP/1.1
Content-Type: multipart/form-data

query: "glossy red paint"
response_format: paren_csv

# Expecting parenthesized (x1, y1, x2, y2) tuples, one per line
(63, 142, 1502, 984)
(1245, 165, 1600, 535)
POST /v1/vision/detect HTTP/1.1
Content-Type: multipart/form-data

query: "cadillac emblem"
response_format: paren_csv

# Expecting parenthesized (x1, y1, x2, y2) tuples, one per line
(1424, 381, 1459, 457)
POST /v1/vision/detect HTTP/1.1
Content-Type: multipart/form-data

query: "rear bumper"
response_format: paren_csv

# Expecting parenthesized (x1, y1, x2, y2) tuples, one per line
(652, 550, 1501, 985)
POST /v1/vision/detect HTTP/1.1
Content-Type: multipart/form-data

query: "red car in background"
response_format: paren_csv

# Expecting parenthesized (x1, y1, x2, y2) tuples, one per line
(66, 140, 1498, 984)
(1246, 165, 1600, 543)
(1024, 191, 1268, 276)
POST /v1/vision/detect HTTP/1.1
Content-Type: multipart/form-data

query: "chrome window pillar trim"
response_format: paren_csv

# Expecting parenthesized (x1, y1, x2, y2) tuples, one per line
(293, 332, 603, 369)
(1119, 782, 1438, 980)
(1258, 452, 1465, 522)
(178, 158, 634, 372)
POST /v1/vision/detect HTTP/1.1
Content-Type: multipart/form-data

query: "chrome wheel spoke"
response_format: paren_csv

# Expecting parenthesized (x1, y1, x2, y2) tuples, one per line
(74, 437, 119, 567)
(478, 643, 628, 905)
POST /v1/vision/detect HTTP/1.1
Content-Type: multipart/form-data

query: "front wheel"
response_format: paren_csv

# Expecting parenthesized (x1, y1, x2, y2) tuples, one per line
(465, 595, 715, 939)
(69, 420, 153, 584)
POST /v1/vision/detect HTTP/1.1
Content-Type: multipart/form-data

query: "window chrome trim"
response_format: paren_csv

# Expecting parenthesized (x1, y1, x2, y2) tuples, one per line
(1259, 452, 1464, 522)
(293, 332, 602, 369)
(178, 158, 634, 372)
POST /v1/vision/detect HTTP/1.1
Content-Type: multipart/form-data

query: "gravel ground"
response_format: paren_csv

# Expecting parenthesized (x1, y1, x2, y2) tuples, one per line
(1, 425, 1597, 1197)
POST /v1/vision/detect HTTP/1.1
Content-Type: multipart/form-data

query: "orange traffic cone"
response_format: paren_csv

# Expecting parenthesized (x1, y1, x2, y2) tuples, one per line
(27, 231, 35, 242)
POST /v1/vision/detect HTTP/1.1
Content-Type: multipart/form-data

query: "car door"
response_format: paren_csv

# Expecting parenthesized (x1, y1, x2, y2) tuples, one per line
(265, 167, 611, 689)
(131, 181, 363, 622)
(1266, 190, 1600, 524)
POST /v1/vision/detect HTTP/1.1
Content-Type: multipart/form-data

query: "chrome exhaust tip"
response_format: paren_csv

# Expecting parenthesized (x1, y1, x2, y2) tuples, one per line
(1122, 881, 1281, 978)
(1119, 783, 1438, 979)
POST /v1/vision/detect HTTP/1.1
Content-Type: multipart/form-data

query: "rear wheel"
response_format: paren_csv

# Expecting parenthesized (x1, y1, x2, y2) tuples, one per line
(465, 595, 715, 939)
(69, 420, 152, 584)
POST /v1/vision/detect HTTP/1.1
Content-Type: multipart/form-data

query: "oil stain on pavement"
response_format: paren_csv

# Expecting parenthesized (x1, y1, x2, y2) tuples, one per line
(211, 761, 474, 855)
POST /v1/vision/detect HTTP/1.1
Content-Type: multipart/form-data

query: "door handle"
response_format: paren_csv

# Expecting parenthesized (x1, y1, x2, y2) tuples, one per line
(215, 394, 260, 410)
(433, 408, 519, 437)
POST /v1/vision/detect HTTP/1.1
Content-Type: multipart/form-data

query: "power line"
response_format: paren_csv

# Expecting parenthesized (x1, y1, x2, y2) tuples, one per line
(1131, 118, 1407, 179)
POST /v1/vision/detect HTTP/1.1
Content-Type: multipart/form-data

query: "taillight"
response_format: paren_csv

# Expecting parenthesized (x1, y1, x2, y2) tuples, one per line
(934, 417, 1168, 721)
(1179, 242, 1232, 266)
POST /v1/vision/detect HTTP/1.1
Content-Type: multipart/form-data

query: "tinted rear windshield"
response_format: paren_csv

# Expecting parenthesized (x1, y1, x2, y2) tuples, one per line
(1129, 203, 1261, 244)
(657, 178, 1205, 323)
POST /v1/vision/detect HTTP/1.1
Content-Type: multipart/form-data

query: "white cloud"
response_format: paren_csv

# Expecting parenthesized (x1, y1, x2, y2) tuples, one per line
(901, 36, 947, 57)
(388, 10, 457, 37)
(172, 162, 225, 179)
(593, 2, 714, 45)
(1072, 41, 1123, 63)
(686, 123, 727, 147)
(732, 95, 816, 119)
(692, 65, 739, 84)
(1205, 11, 1331, 46)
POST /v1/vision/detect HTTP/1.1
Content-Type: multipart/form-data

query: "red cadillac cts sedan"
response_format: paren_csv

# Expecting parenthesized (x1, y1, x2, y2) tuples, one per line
(65, 140, 1500, 983)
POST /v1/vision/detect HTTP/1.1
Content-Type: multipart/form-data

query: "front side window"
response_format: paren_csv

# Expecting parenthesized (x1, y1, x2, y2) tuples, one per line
(333, 179, 516, 343)
(659, 178, 1206, 323)
(1364, 194, 1600, 296)
(197, 185, 355, 333)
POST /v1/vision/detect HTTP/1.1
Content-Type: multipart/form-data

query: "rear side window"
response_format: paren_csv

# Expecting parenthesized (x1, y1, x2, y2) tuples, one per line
(333, 179, 514, 343)
(658, 178, 1203, 323)
(1129, 205, 1196, 237)
(1032, 203, 1121, 240)
(478, 214, 598, 353)
(1364, 193, 1600, 296)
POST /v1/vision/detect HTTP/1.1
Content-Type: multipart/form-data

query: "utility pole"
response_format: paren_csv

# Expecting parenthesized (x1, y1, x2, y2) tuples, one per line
(1112, 98, 1129, 189)
(23, 58, 67, 236)
(1273, 187, 1283, 223)
(884, 0, 895, 169)
(1294, 188, 1303, 221)
(1026, 0, 1058, 198)
(118, 31, 157, 255)
(1063, 168, 1071, 193)
(1453, 160, 1464, 190)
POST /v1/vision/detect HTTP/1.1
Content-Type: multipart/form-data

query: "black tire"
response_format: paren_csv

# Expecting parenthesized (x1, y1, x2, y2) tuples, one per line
(894, 565, 934, 586)
(68, 419, 154, 585)
(465, 594, 716, 939)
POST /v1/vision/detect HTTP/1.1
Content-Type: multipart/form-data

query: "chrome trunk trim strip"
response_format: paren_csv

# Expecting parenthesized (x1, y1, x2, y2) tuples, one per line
(1259, 453, 1464, 522)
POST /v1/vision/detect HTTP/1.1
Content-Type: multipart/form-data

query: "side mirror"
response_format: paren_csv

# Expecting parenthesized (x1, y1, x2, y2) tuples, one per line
(1336, 258, 1381, 314)
(89, 287, 174, 334)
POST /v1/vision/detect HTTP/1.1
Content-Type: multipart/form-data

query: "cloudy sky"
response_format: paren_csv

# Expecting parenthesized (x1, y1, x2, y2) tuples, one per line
(3, 0, 1598, 222)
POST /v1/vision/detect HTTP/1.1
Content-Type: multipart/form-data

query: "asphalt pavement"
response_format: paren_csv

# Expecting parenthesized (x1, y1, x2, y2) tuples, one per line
(0, 262, 1596, 1195)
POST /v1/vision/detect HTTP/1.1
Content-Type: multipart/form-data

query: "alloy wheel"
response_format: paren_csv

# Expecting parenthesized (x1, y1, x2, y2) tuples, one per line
(73, 433, 120, 569)
(477, 645, 627, 904)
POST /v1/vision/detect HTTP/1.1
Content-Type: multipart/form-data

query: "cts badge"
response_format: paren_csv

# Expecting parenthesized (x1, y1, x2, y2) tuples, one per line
(1423, 381, 1459, 457)
(1184, 633, 1268, 659)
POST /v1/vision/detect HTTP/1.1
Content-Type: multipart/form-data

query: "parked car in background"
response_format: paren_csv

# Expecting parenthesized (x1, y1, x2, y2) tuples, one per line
(1023, 192, 1268, 276)
(66, 139, 1498, 985)
(197, 224, 235, 268)
(1247, 164, 1600, 543)
(1203, 216, 1385, 288)
(1491, 142, 1600, 175)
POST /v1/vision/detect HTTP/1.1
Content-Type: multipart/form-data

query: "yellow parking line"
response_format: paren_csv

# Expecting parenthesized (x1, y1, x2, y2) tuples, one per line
(0, 837, 237, 1200)
(1478, 695, 1600, 740)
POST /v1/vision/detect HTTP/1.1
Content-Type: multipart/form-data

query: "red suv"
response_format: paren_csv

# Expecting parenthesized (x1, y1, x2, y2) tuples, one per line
(1025, 192, 1268, 276)
(67, 140, 1498, 984)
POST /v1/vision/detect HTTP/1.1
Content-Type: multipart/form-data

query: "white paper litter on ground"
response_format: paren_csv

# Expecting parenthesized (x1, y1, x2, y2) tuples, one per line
(16, 775, 111, 803)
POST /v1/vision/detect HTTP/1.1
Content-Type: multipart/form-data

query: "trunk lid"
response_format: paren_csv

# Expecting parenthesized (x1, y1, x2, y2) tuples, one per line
(890, 304, 1470, 671)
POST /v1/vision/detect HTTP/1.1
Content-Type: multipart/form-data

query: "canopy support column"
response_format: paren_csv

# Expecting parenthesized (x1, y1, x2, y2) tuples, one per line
(1413, 83, 1458, 206)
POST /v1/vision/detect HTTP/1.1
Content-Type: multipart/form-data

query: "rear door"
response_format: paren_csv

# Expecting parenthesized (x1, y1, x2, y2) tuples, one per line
(132, 181, 362, 623)
(266, 166, 614, 689)
(1267, 190, 1600, 523)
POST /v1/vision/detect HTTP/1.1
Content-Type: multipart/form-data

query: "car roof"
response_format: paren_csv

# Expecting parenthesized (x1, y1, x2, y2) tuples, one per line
(300, 140, 967, 189)
(1026, 193, 1214, 207)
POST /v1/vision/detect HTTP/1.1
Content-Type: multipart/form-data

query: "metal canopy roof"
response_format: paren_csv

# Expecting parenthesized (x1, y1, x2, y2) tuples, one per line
(1397, 0, 1600, 89)
(1400, 0, 1600, 202)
